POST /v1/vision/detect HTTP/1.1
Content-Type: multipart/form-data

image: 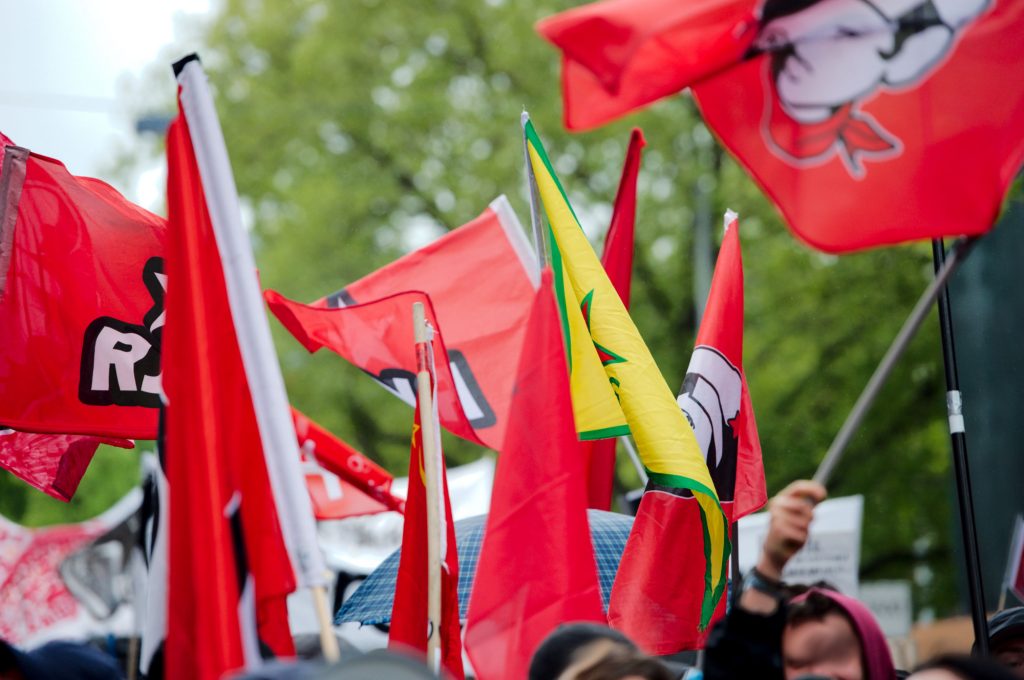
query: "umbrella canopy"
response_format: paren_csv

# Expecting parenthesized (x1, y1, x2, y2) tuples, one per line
(336, 509, 632, 625)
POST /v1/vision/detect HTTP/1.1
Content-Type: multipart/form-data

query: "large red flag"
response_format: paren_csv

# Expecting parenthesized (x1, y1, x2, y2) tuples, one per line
(0, 429, 133, 502)
(268, 291, 484, 447)
(164, 57, 299, 679)
(266, 196, 538, 451)
(0, 138, 165, 438)
(608, 213, 764, 652)
(389, 406, 464, 679)
(292, 408, 406, 519)
(465, 269, 605, 680)
(536, 0, 757, 131)
(693, 0, 1024, 252)
(540, 0, 1024, 253)
(583, 128, 644, 510)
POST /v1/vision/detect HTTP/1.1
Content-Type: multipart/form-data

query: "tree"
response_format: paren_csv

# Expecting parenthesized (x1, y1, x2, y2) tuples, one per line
(2, 0, 969, 616)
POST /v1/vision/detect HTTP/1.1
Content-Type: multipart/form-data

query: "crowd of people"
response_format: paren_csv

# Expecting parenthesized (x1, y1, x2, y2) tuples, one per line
(2, 480, 1022, 680)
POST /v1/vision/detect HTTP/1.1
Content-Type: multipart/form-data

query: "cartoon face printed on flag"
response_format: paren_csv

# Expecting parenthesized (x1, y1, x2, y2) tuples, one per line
(677, 346, 741, 501)
(753, 0, 990, 176)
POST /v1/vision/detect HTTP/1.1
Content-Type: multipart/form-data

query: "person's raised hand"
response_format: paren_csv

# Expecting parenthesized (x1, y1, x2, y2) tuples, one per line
(756, 480, 827, 581)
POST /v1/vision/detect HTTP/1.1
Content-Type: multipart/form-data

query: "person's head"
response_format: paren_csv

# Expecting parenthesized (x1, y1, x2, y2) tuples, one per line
(983, 608, 1024, 677)
(573, 653, 675, 680)
(782, 588, 895, 680)
(529, 623, 638, 680)
(909, 653, 1020, 680)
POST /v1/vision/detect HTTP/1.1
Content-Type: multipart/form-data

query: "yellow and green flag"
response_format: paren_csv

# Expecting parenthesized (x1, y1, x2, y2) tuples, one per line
(524, 118, 730, 636)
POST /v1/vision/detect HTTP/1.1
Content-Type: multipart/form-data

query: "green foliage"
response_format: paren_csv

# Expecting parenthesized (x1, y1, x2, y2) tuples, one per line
(191, 0, 959, 615)
(4, 0, 968, 619)
(0, 444, 142, 527)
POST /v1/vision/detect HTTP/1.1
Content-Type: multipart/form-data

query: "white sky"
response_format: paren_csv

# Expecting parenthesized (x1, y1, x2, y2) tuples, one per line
(0, 0, 213, 206)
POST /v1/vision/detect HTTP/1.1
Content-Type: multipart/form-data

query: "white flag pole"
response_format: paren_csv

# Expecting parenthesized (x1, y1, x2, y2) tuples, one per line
(174, 54, 338, 662)
(414, 301, 443, 672)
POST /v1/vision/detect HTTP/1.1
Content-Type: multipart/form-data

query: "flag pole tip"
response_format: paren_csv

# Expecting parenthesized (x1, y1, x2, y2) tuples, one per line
(521, 110, 531, 128)
(723, 209, 739, 232)
(172, 53, 201, 77)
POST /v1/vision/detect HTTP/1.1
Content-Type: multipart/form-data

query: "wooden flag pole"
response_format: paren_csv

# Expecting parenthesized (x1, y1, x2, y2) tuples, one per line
(413, 302, 443, 671)
(312, 584, 340, 662)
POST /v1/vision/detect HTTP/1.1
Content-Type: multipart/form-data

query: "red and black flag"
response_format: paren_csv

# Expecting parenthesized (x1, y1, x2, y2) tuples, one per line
(539, 0, 1024, 252)
(0, 134, 164, 438)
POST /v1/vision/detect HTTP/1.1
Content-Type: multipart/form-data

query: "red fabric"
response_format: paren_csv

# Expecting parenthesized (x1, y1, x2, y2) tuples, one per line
(541, 0, 1024, 253)
(292, 407, 406, 519)
(583, 128, 644, 510)
(465, 270, 605, 680)
(691, 0, 1024, 252)
(0, 140, 165, 438)
(164, 106, 295, 680)
(267, 290, 484, 448)
(609, 496, 730, 652)
(0, 513, 116, 643)
(278, 204, 537, 451)
(609, 217, 763, 653)
(536, 0, 758, 131)
(693, 217, 764, 521)
(0, 429, 133, 501)
(388, 407, 465, 679)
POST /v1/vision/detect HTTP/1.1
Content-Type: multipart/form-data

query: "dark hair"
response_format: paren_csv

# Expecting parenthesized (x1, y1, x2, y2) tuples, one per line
(528, 623, 637, 680)
(914, 653, 1020, 680)
(786, 590, 851, 629)
(575, 653, 675, 680)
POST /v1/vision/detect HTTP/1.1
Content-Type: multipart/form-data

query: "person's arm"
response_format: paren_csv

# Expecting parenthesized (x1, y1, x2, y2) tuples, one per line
(703, 480, 826, 680)
(741, 480, 827, 615)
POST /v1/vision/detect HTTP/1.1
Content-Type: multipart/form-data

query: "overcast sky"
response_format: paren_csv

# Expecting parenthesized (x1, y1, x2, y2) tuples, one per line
(0, 0, 213, 206)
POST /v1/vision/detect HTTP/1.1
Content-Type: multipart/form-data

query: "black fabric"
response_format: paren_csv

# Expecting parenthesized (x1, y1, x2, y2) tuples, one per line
(0, 639, 124, 680)
(702, 605, 787, 680)
(982, 607, 1024, 651)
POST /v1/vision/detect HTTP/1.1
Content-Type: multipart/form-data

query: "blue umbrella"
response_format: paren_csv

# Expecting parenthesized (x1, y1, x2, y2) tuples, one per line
(336, 509, 633, 625)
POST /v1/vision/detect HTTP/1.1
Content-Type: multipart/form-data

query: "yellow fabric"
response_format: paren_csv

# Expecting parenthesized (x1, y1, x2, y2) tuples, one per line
(525, 121, 729, 624)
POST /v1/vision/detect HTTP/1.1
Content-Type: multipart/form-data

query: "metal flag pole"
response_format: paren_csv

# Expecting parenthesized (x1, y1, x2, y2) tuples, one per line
(813, 237, 977, 486)
(931, 238, 990, 655)
(413, 302, 443, 671)
(521, 111, 548, 265)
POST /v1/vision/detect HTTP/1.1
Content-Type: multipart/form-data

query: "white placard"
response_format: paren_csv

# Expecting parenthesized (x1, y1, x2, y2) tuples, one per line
(859, 580, 913, 638)
(737, 495, 863, 596)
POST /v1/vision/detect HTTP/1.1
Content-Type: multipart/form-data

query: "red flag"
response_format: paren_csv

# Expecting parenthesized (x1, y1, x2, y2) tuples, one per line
(539, 0, 1024, 252)
(389, 406, 464, 679)
(583, 128, 645, 510)
(0, 428, 133, 502)
(0, 139, 165, 438)
(1005, 515, 1024, 603)
(692, 0, 1024, 252)
(292, 408, 406, 519)
(268, 291, 484, 447)
(536, 0, 758, 131)
(164, 65, 297, 678)
(465, 269, 605, 680)
(266, 196, 538, 451)
(681, 213, 764, 522)
(608, 214, 763, 652)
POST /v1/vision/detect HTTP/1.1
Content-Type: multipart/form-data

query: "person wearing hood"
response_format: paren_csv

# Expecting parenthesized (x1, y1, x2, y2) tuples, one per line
(704, 480, 899, 680)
